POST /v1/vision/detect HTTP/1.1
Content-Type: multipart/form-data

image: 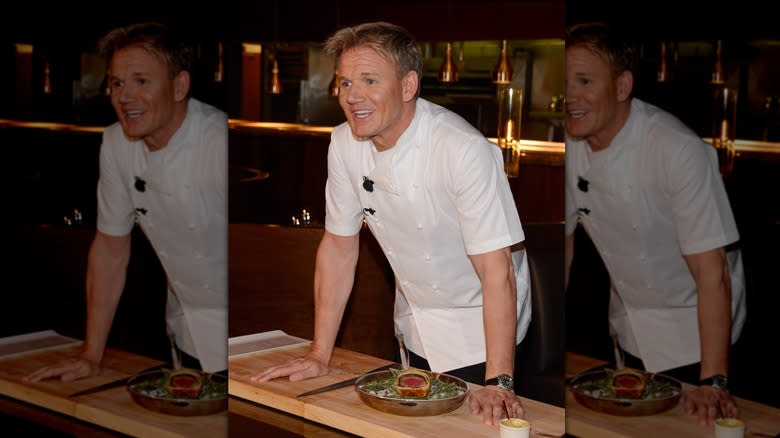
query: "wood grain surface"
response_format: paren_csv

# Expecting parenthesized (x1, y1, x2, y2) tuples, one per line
(565, 352, 780, 438)
(0, 343, 226, 438)
(229, 343, 565, 438)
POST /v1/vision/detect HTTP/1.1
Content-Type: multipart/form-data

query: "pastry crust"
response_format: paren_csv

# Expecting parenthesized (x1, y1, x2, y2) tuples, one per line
(165, 368, 204, 398)
(608, 368, 647, 398)
(394, 368, 432, 397)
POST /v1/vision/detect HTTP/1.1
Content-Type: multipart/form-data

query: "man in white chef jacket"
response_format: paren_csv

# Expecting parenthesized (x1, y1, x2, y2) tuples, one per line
(251, 22, 532, 426)
(25, 22, 227, 381)
(564, 22, 745, 427)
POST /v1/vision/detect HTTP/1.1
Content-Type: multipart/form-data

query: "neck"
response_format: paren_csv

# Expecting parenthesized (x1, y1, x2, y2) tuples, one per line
(588, 99, 631, 152)
(145, 99, 189, 152)
(372, 100, 417, 152)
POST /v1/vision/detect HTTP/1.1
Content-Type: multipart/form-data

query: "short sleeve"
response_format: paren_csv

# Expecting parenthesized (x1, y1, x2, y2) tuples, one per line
(96, 128, 136, 236)
(324, 128, 364, 237)
(451, 136, 524, 255)
(666, 139, 739, 254)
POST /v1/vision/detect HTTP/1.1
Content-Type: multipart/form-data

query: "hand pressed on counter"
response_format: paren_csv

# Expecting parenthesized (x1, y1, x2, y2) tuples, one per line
(683, 385, 738, 428)
(23, 356, 100, 383)
(469, 385, 524, 426)
(250, 352, 330, 383)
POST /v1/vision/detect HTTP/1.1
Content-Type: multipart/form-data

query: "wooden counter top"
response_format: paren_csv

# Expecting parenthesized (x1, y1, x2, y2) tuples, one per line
(0, 331, 226, 438)
(228, 331, 565, 438)
(565, 352, 780, 438)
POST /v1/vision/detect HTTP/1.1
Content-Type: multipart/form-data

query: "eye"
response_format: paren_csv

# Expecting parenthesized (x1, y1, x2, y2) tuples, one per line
(340, 79, 351, 89)
(110, 79, 123, 89)
(366, 78, 377, 85)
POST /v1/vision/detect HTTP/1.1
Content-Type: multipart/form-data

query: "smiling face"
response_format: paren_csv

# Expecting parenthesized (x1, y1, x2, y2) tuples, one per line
(337, 46, 418, 151)
(565, 45, 633, 151)
(107, 46, 189, 151)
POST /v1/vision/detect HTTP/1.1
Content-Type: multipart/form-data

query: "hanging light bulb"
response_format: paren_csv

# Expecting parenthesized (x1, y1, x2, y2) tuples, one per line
(711, 40, 725, 85)
(268, 56, 282, 94)
(438, 42, 458, 83)
(657, 41, 668, 83)
(493, 39, 513, 84)
(328, 67, 339, 97)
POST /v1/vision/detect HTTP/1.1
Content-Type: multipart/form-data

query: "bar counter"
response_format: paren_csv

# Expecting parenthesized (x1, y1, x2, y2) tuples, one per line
(565, 353, 780, 438)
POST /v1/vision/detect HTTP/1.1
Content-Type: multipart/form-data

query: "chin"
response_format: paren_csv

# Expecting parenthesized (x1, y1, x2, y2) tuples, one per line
(565, 122, 588, 140)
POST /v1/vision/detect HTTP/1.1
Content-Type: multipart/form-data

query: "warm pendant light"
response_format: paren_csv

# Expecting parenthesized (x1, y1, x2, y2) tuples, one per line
(493, 40, 513, 84)
(438, 42, 458, 83)
(657, 41, 668, 83)
(268, 57, 282, 94)
(711, 40, 725, 85)
(214, 42, 224, 83)
(43, 60, 52, 94)
(328, 68, 339, 97)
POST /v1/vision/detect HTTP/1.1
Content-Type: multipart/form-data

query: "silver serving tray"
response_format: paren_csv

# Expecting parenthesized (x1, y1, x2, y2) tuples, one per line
(354, 370, 469, 416)
(127, 369, 227, 416)
(569, 368, 682, 416)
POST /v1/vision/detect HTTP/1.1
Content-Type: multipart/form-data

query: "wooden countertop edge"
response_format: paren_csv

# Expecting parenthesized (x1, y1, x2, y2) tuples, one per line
(229, 376, 565, 438)
(228, 378, 306, 417)
(0, 381, 78, 417)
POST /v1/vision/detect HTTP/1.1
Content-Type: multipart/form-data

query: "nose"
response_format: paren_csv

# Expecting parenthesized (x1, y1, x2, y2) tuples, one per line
(115, 84, 136, 103)
(343, 84, 364, 104)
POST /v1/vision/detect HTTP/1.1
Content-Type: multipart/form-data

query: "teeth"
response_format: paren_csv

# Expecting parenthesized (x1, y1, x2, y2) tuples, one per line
(352, 109, 372, 119)
(568, 110, 585, 119)
(126, 110, 143, 118)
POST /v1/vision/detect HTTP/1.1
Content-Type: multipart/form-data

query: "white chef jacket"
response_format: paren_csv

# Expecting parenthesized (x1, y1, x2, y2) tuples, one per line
(325, 98, 531, 372)
(565, 98, 746, 372)
(96, 98, 227, 372)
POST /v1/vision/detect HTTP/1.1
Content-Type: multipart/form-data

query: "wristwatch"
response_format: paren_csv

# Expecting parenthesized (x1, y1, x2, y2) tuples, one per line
(485, 374, 514, 392)
(700, 374, 729, 393)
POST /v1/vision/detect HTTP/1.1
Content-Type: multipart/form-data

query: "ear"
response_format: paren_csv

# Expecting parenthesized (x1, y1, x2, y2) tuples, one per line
(616, 70, 633, 102)
(173, 71, 191, 102)
(401, 70, 419, 102)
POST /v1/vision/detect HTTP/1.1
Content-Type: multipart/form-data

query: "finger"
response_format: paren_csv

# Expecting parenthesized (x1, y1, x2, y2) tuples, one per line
(510, 399, 524, 418)
(468, 394, 481, 415)
(492, 403, 505, 426)
(700, 404, 716, 427)
(250, 366, 284, 382)
(482, 403, 496, 425)
(726, 400, 739, 418)
(683, 393, 696, 415)
(25, 367, 61, 383)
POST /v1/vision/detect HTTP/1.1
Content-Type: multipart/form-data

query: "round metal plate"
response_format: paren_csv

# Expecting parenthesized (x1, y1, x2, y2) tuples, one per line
(354, 370, 469, 417)
(127, 369, 227, 416)
(569, 369, 682, 416)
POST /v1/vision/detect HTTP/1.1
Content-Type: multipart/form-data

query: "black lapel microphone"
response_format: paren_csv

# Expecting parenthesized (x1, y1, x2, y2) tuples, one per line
(135, 207, 148, 215)
(363, 207, 376, 216)
(135, 176, 147, 192)
(578, 207, 590, 215)
(362, 176, 374, 192)
(577, 176, 589, 192)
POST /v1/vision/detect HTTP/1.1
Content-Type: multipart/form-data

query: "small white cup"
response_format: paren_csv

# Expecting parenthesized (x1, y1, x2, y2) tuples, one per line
(714, 418, 745, 438)
(499, 418, 530, 438)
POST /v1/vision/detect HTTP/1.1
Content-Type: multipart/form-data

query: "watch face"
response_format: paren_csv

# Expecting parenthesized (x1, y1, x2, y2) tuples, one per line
(497, 375, 514, 390)
(713, 375, 728, 389)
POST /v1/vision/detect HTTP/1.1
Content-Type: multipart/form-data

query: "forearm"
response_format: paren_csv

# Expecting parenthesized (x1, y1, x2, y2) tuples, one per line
(310, 231, 360, 363)
(81, 231, 131, 364)
(685, 248, 732, 379)
(473, 248, 517, 379)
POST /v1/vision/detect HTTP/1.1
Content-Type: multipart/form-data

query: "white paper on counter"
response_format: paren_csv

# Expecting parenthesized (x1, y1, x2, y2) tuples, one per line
(0, 330, 81, 358)
(228, 330, 310, 358)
